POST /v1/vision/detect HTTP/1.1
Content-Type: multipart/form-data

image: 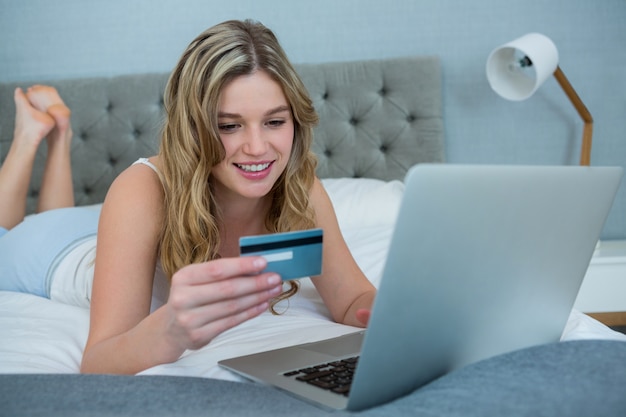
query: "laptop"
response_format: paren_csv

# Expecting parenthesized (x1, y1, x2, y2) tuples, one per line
(219, 164, 622, 411)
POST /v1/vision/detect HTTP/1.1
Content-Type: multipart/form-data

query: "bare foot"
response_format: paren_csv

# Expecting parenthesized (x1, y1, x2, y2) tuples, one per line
(26, 85, 72, 145)
(12, 88, 56, 152)
(0, 88, 57, 229)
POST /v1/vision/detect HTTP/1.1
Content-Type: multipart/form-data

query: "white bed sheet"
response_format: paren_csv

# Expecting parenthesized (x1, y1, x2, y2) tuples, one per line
(1, 178, 624, 379)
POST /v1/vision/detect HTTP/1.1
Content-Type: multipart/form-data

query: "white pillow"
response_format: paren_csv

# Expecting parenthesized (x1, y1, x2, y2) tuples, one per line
(321, 178, 405, 230)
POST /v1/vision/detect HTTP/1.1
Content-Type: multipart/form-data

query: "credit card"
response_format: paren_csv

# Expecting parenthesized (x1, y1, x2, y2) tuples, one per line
(239, 228, 323, 280)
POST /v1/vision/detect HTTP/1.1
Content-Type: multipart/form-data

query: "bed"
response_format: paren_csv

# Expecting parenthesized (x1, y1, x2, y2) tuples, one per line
(1, 56, 626, 416)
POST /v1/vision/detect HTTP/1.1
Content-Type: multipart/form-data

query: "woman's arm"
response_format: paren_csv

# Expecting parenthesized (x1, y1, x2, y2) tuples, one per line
(81, 162, 177, 374)
(81, 161, 282, 374)
(308, 178, 376, 328)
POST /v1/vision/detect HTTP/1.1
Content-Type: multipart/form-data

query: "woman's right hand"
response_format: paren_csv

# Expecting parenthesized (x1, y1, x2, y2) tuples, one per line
(163, 255, 282, 353)
(82, 161, 284, 374)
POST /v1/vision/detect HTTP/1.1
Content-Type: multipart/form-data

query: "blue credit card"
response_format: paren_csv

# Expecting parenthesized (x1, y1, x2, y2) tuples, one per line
(239, 228, 323, 280)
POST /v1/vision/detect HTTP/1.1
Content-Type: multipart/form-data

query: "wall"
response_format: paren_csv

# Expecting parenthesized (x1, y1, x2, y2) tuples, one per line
(1, 0, 625, 239)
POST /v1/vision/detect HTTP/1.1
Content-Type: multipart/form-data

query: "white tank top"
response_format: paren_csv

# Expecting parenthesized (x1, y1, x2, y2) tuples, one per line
(49, 158, 170, 312)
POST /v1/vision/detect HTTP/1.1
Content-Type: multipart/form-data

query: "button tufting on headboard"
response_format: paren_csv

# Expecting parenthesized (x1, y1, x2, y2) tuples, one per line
(0, 56, 444, 212)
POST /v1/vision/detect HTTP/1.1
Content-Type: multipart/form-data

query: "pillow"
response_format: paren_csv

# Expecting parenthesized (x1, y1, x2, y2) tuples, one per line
(321, 178, 404, 230)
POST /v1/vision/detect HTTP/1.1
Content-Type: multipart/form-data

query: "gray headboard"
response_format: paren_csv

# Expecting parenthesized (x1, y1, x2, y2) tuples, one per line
(0, 56, 444, 213)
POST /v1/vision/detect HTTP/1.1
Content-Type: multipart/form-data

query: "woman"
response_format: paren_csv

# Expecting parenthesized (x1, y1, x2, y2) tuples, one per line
(81, 19, 375, 374)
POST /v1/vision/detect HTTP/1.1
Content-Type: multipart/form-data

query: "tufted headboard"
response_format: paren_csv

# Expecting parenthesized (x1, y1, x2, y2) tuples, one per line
(0, 56, 444, 213)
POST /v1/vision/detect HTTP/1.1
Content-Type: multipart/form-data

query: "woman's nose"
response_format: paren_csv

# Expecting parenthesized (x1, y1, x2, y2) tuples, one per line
(243, 128, 268, 155)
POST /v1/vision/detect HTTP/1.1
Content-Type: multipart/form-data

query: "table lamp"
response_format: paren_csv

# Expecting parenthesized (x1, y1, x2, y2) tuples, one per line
(486, 33, 593, 165)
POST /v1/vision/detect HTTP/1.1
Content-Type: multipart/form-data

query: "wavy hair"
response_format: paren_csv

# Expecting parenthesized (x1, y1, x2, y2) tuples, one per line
(158, 20, 319, 313)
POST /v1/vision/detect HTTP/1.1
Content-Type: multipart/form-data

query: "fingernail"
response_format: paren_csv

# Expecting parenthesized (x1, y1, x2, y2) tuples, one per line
(269, 285, 282, 295)
(268, 274, 281, 285)
(253, 257, 267, 269)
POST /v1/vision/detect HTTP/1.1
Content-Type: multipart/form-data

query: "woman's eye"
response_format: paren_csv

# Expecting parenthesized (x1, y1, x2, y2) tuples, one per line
(218, 123, 238, 132)
(267, 119, 286, 128)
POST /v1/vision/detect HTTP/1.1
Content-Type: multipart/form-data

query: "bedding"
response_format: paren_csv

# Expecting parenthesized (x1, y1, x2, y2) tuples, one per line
(4, 342, 626, 417)
(0, 178, 624, 379)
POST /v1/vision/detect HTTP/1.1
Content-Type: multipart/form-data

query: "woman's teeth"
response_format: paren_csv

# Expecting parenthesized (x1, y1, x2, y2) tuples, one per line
(236, 162, 271, 172)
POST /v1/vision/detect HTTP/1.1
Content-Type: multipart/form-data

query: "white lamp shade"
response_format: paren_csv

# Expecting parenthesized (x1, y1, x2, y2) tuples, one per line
(486, 33, 559, 101)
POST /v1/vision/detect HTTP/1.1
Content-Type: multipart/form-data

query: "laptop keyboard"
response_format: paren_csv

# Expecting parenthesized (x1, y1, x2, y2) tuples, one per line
(282, 356, 359, 396)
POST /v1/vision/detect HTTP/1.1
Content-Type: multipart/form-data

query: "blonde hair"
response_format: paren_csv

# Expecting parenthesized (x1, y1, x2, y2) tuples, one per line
(158, 20, 319, 313)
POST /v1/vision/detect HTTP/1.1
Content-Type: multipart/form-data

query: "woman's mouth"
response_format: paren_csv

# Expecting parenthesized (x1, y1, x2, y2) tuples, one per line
(234, 162, 272, 172)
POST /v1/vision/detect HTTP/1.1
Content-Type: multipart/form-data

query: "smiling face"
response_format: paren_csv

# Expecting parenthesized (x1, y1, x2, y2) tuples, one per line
(210, 70, 294, 204)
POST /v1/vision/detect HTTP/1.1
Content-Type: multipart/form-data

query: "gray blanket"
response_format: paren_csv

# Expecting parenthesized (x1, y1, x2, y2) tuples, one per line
(2, 340, 626, 417)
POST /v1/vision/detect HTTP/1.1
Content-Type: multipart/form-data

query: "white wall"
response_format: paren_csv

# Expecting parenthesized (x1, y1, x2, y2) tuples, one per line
(1, 0, 625, 239)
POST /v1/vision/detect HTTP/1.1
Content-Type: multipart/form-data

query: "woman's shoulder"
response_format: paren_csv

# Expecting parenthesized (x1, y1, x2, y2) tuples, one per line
(308, 176, 334, 216)
(309, 176, 329, 200)
(104, 156, 164, 212)
(115, 156, 161, 185)
(131, 157, 161, 175)
(309, 176, 323, 193)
